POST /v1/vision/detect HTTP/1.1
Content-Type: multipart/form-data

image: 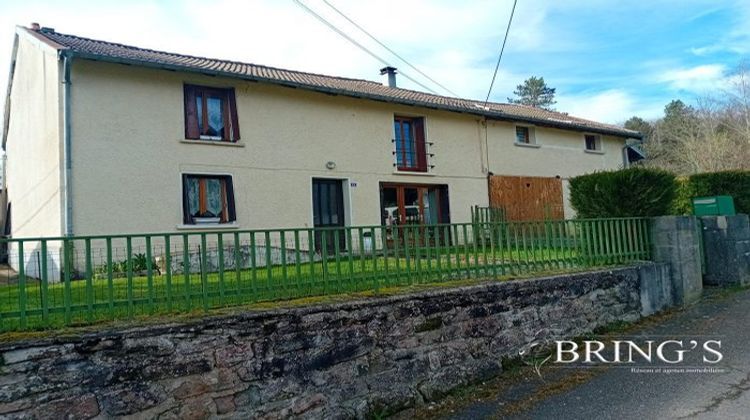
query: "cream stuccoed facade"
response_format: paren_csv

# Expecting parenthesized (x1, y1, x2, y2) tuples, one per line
(3, 26, 640, 247)
(3, 29, 63, 240)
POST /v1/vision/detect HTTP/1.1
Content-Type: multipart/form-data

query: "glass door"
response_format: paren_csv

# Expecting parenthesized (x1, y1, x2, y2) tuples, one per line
(312, 179, 346, 253)
(380, 183, 450, 247)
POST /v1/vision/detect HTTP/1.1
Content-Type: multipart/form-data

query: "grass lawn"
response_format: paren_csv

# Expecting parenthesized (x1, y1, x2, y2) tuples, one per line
(0, 245, 636, 332)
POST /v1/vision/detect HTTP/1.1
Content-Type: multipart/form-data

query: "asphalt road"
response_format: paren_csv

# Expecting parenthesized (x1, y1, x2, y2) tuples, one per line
(447, 287, 750, 420)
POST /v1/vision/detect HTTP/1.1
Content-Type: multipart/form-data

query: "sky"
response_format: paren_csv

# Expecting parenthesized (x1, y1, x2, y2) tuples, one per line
(0, 0, 749, 124)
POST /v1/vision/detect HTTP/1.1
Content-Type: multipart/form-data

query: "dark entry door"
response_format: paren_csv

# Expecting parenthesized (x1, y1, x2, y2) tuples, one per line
(312, 179, 346, 253)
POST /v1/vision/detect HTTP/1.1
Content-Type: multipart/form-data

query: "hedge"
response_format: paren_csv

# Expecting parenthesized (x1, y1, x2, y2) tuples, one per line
(675, 171, 750, 215)
(569, 168, 677, 218)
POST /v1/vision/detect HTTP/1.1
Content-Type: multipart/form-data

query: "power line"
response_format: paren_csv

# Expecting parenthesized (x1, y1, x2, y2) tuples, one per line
(321, 0, 459, 97)
(484, 0, 518, 107)
(293, 0, 440, 95)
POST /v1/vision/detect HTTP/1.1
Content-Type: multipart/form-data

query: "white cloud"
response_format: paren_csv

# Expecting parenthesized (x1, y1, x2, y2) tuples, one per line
(658, 64, 726, 92)
(0, 0, 744, 129)
(556, 89, 663, 123)
(687, 1, 750, 56)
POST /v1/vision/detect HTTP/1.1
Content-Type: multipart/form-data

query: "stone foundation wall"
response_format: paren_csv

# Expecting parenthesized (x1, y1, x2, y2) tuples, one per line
(0, 265, 661, 419)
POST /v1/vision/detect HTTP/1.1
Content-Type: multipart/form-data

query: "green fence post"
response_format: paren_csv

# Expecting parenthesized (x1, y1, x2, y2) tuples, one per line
(106, 237, 114, 318)
(145, 236, 154, 314)
(613, 219, 622, 263)
(583, 220, 596, 267)
(595, 220, 604, 265)
(346, 228, 354, 291)
(544, 221, 552, 270)
(479, 222, 488, 277)
(424, 227, 433, 281)
(264, 231, 272, 299)
(249, 231, 258, 300)
(403, 227, 412, 284)
(369, 227, 378, 291)
(460, 224, 470, 278)
(333, 229, 342, 293)
(84, 238, 93, 322)
(434, 225, 443, 279)
(200, 234, 209, 312)
(164, 235, 173, 311)
(62, 239, 73, 325)
(294, 230, 302, 296)
(627, 219, 636, 259)
(529, 222, 538, 272)
(279, 231, 288, 296)
(357, 227, 367, 288)
(40, 241, 49, 325)
(321, 230, 329, 294)
(392, 225, 402, 286)
(126, 236, 134, 318)
(646, 218, 652, 259)
(413, 226, 422, 283)
(306, 229, 314, 296)
(217, 233, 226, 305)
(182, 234, 191, 311)
(234, 232, 242, 301)
(17, 241, 27, 329)
(379, 226, 388, 292)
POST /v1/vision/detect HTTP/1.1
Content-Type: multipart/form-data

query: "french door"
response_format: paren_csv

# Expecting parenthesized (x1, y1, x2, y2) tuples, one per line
(380, 183, 450, 246)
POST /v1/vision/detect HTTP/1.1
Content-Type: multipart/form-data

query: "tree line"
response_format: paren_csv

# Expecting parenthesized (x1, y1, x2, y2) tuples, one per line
(624, 62, 750, 175)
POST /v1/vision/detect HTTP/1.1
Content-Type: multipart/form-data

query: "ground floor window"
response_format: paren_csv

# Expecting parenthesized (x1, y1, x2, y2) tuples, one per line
(182, 174, 236, 224)
(379, 183, 450, 226)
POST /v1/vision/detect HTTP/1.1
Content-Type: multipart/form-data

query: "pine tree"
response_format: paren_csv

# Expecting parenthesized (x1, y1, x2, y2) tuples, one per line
(507, 76, 556, 109)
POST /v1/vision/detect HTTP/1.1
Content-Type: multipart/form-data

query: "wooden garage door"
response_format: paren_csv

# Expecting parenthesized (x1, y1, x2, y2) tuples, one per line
(488, 175, 564, 221)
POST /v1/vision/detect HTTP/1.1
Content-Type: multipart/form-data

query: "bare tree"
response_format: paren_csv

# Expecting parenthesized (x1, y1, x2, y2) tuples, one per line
(638, 62, 750, 174)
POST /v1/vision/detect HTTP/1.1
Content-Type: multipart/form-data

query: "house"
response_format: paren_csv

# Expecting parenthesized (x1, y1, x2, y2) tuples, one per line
(2, 24, 642, 251)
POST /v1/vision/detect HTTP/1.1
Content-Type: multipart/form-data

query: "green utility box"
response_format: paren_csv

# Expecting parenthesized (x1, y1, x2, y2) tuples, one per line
(692, 195, 736, 216)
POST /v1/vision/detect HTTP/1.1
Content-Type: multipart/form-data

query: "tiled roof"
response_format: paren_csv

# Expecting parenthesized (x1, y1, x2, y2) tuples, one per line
(29, 27, 640, 138)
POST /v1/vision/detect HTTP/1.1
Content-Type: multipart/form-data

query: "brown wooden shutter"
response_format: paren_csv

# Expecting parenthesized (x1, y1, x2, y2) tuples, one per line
(181, 174, 193, 224)
(414, 118, 427, 171)
(227, 88, 240, 141)
(184, 85, 199, 139)
(224, 176, 237, 222)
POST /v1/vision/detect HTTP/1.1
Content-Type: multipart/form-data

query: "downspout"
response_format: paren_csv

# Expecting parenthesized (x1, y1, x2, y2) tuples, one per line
(622, 144, 629, 168)
(61, 51, 73, 236)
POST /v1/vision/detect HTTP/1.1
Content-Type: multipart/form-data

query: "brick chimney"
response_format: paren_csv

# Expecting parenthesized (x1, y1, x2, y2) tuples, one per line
(30, 22, 40, 30)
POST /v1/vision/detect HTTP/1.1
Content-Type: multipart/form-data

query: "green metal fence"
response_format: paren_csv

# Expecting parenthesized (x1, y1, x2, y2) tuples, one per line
(471, 205, 507, 224)
(0, 217, 651, 332)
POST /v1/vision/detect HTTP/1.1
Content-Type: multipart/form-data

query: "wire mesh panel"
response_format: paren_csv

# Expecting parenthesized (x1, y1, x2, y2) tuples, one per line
(0, 218, 652, 332)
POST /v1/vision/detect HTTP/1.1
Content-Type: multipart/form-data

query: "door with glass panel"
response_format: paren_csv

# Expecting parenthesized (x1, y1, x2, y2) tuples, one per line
(380, 183, 450, 247)
(312, 179, 347, 253)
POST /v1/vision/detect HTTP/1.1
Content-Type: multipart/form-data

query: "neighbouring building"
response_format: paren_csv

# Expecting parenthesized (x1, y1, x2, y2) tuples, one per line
(1, 24, 642, 277)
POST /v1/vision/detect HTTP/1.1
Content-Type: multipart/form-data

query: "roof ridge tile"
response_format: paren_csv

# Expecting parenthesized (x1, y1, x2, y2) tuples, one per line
(30, 27, 640, 138)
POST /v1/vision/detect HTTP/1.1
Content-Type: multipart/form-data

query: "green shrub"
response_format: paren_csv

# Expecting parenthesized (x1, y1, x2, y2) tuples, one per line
(676, 171, 750, 215)
(569, 167, 677, 218)
(672, 177, 693, 215)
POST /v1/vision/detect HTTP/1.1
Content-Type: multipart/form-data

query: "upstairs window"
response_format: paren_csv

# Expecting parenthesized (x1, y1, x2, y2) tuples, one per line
(394, 116, 427, 172)
(515, 126, 535, 144)
(184, 85, 240, 142)
(182, 174, 236, 224)
(585, 134, 601, 151)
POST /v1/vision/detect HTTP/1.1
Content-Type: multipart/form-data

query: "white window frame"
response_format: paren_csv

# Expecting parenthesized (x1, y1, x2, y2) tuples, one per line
(176, 171, 240, 230)
(584, 134, 603, 152)
(514, 125, 538, 146)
